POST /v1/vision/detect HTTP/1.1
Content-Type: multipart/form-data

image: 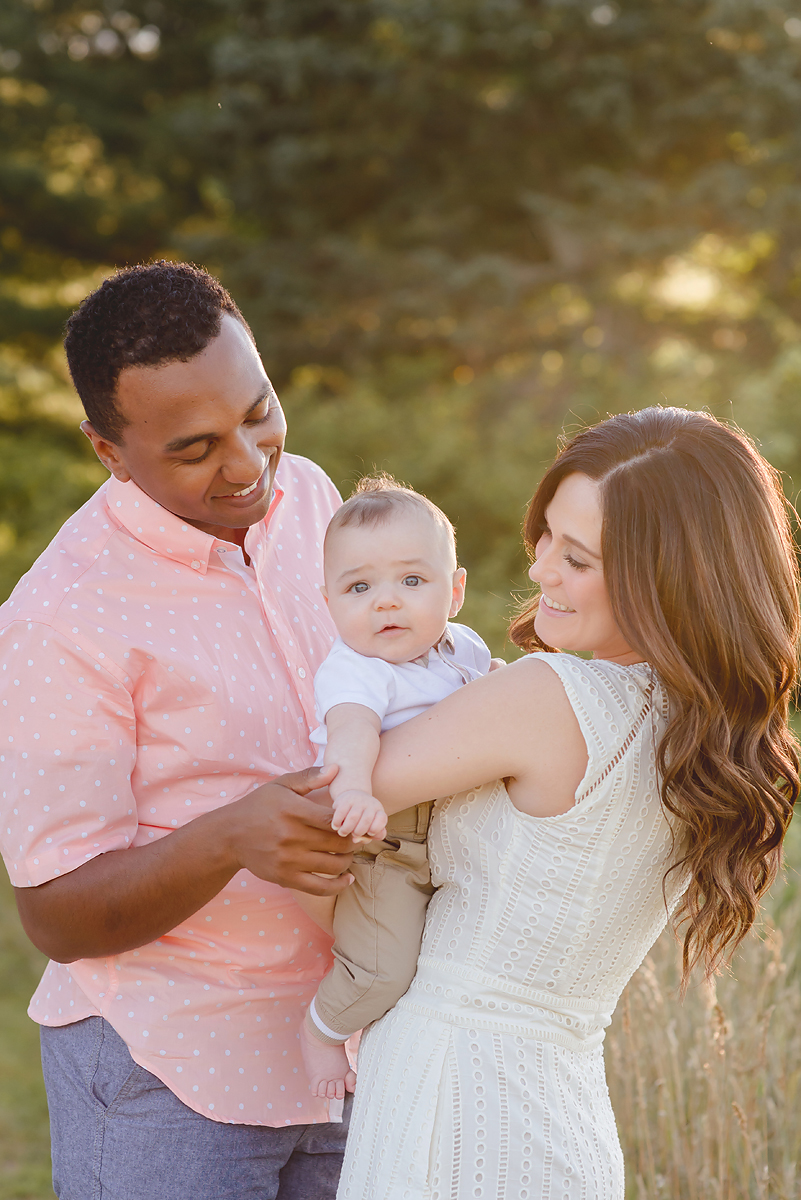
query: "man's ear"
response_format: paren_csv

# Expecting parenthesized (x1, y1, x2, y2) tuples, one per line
(80, 420, 131, 483)
(449, 567, 467, 618)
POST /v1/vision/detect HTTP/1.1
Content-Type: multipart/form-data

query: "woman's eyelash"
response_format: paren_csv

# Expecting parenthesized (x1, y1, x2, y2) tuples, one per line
(565, 553, 589, 572)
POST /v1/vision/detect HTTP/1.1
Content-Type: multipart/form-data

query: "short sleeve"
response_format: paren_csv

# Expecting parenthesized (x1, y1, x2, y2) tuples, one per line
(0, 623, 138, 887)
(313, 644, 396, 724)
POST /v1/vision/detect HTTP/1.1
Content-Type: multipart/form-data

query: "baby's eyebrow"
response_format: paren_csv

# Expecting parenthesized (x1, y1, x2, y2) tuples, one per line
(335, 557, 432, 582)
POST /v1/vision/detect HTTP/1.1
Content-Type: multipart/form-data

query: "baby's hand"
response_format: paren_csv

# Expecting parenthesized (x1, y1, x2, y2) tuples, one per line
(331, 789, 388, 842)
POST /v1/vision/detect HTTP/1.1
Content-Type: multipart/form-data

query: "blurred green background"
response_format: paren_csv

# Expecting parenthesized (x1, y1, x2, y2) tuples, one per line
(4, 0, 801, 1195)
(6, 0, 801, 649)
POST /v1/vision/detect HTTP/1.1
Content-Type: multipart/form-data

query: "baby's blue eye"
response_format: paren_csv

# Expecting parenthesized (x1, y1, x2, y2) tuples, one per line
(403, 575, 422, 587)
(350, 582, 369, 593)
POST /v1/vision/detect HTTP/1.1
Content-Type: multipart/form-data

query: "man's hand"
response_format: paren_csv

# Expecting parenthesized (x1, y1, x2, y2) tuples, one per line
(14, 764, 355, 963)
(330, 786, 388, 842)
(226, 764, 357, 895)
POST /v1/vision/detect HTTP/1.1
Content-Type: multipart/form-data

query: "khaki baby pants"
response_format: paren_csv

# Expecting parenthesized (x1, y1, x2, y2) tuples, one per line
(311, 801, 435, 1041)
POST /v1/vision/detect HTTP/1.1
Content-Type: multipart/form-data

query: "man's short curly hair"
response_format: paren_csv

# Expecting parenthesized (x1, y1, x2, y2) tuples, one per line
(64, 261, 254, 443)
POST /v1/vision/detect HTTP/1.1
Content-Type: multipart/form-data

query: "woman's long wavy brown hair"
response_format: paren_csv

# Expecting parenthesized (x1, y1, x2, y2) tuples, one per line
(510, 407, 801, 986)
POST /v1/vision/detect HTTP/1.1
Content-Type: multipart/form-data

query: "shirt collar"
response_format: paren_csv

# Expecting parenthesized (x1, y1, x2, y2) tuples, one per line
(409, 626, 456, 669)
(104, 475, 284, 574)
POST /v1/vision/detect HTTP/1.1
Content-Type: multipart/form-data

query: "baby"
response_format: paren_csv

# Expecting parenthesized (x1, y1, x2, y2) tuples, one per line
(295, 475, 492, 1101)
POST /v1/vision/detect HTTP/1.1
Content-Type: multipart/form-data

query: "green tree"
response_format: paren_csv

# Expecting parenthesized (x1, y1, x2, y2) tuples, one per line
(4, 0, 801, 646)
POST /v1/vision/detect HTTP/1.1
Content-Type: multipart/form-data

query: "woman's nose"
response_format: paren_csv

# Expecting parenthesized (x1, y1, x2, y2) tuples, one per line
(529, 552, 558, 587)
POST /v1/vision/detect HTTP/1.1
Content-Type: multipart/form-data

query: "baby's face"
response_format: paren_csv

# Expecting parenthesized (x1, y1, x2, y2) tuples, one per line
(323, 511, 466, 663)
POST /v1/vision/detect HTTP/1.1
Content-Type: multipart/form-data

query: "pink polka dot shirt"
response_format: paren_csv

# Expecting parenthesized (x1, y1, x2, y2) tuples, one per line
(0, 454, 344, 1126)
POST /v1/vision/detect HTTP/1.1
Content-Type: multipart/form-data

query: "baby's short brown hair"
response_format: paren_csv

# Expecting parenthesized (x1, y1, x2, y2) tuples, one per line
(325, 474, 457, 561)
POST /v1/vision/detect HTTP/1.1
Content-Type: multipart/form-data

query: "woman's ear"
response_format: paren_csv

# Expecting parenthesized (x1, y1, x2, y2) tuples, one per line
(449, 567, 467, 618)
(80, 420, 132, 482)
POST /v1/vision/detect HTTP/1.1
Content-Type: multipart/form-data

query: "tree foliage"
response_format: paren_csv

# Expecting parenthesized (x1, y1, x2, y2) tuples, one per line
(3, 0, 801, 647)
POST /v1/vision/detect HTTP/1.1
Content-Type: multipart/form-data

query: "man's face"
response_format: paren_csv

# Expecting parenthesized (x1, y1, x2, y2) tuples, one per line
(82, 314, 287, 540)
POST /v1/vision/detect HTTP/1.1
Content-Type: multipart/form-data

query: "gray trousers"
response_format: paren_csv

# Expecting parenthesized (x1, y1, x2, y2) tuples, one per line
(314, 801, 435, 1039)
(40, 1017, 351, 1200)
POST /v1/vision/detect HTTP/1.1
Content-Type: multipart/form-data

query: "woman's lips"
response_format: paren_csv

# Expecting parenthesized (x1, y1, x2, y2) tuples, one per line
(540, 593, 576, 614)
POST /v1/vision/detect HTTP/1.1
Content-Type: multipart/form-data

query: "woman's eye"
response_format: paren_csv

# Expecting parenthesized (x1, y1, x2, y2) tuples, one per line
(403, 575, 422, 587)
(350, 582, 369, 594)
(565, 553, 589, 572)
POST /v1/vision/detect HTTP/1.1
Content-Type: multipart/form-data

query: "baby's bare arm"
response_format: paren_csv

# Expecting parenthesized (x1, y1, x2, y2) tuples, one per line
(325, 703, 387, 839)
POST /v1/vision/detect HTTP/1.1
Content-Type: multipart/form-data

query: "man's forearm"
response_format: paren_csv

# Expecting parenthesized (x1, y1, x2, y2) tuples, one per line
(14, 770, 355, 963)
(15, 804, 238, 963)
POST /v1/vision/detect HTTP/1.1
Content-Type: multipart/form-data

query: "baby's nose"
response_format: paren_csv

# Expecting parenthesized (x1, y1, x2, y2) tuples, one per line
(374, 585, 400, 608)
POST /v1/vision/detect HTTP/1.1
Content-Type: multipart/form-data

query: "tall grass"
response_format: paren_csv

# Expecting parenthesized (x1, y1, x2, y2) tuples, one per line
(607, 815, 801, 1199)
(0, 872, 51, 1200)
(1, 825, 800, 1198)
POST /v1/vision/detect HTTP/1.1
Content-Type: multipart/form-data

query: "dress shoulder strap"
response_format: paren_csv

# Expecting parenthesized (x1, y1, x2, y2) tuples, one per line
(531, 653, 662, 804)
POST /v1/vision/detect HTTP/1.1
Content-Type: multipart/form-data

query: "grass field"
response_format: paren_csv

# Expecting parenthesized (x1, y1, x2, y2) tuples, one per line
(1, 824, 799, 1199)
(0, 872, 51, 1200)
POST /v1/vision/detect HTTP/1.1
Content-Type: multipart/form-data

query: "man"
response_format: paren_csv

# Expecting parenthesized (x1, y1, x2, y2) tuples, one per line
(0, 262, 357, 1199)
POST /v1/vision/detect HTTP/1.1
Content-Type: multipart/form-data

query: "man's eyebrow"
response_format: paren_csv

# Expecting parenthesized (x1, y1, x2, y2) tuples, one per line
(163, 391, 272, 453)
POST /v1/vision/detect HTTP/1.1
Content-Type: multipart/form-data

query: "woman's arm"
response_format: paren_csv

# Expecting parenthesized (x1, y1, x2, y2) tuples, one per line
(371, 656, 588, 818)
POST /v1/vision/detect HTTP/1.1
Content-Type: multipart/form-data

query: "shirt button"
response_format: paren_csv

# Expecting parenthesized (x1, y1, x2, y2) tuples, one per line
(297, 668, 306, 679)
(191, 560, 201, 570)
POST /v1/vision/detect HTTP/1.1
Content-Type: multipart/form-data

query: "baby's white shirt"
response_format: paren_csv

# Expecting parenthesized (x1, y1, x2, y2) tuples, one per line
(310, 621, 491, 754)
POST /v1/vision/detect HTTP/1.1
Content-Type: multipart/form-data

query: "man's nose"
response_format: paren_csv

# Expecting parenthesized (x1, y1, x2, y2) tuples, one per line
(220, 433, 266, 485)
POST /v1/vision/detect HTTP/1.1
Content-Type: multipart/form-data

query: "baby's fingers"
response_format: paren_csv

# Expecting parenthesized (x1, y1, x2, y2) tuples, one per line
(332, 807, 362, 837)
(366, 811, 388, 840)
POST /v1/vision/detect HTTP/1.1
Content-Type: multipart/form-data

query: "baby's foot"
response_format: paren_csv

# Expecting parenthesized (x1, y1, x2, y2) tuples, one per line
(300, 1019, 357, 1101)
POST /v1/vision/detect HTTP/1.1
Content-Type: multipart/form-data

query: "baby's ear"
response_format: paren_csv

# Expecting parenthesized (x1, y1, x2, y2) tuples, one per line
(449, 567, 467, 617)
(320, 586, 329, 604)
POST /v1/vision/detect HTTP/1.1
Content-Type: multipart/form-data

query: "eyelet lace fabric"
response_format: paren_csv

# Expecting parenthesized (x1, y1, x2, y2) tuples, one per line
(337, 654, 686, 1200)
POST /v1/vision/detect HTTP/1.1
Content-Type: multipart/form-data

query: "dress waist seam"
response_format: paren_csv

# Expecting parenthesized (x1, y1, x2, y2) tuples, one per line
(416, 956, 608, 1013)
(393, 997, 606, 1052)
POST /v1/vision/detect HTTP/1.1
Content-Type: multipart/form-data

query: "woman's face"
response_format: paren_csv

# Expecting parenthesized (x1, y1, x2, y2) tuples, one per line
(528, 472, 642, 665)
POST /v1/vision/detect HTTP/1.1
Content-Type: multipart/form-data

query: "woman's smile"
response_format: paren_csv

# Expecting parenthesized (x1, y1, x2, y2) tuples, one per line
(540, 593, 575, 613)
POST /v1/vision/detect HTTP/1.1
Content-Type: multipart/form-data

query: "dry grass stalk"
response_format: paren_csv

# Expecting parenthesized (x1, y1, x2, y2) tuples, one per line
(607, 826, 801, 1200)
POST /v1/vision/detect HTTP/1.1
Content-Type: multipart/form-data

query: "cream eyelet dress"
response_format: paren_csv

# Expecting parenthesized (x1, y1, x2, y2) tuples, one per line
(337, 653, 687, 1200)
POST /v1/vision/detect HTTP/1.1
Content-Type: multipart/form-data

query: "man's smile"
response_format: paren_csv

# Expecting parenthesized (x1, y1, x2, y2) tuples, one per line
(214, 464, 271, 504)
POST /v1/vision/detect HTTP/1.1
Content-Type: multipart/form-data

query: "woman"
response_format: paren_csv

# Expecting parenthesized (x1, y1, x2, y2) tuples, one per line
(335, 407, 800, 1200)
